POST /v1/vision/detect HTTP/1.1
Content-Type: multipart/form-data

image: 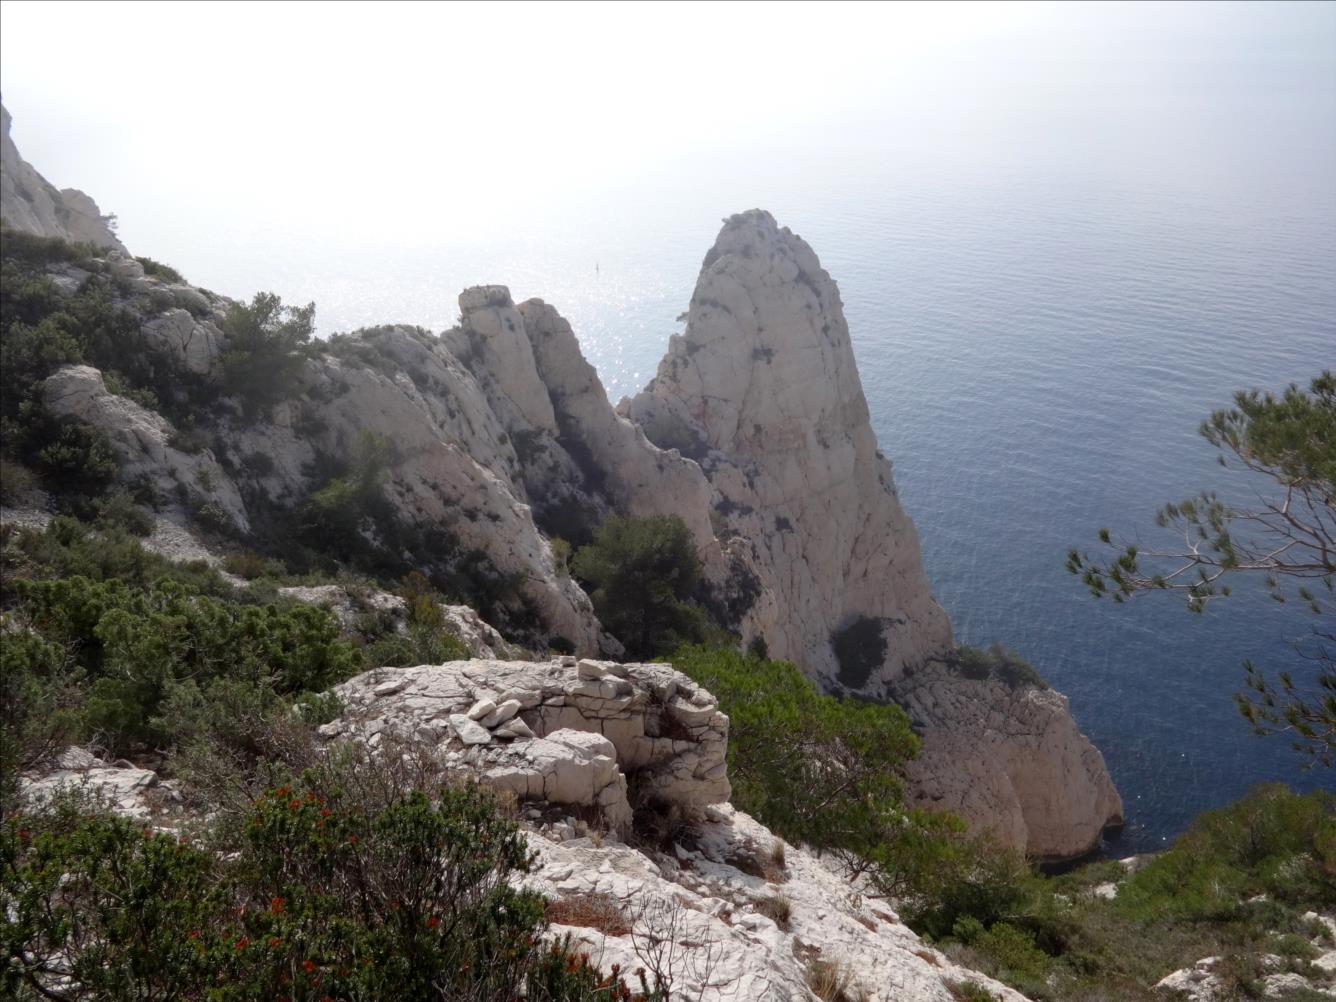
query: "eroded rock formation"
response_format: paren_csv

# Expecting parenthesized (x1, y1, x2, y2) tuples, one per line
(892, 664, 1124, 860)
(321, 657, 731, 831)
(1, 103, 125, 251)
(625, 210, 954, 690)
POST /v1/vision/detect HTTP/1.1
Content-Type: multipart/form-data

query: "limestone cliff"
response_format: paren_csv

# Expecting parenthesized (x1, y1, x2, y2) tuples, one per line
(2, 118, 1121, 859)
(623, 211, 1123, 858)
(625, 210, 953, 690)
(1, 103, 125, 251)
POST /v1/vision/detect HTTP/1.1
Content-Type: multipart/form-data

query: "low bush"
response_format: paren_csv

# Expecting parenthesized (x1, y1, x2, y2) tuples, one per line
(953, 644, 1048, 690)
(4, 559, 359, 757)
(671, 646, 925, 869)
(0, 459, 38, 505)
(2, 763, 658, 1000)
(134, 255, 184, 283)
(218, 292, 315, 420)
(918, 784, 1336, 1002)
(572, 515, 708, 659)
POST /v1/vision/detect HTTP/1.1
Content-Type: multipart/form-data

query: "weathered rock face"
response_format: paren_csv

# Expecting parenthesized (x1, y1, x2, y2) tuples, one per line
(624, 210, 954, 691)
(140, 308, 223, 375)
(22, 748, 167, 821)
(891, 664, 1124, 860)
(43, 364, 251, 533)
(0, 103, 125, 251)
(322, 658, 731, 831)
(517, 299, 725, 573)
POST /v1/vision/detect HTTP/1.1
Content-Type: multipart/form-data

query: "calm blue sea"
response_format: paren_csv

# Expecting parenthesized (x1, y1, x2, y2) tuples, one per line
(182, 135, 1335, 854)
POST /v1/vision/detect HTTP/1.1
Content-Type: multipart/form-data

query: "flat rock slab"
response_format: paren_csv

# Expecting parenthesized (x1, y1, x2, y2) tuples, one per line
(449, 714, 492, 745)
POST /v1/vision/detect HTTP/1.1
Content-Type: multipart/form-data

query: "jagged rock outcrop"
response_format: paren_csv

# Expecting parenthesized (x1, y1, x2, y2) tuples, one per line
(518, 298, 726, 573)
(624, 210, 953, 690)
(1, 103, 125, 251)
(891, 664, 1124, 860)
(618, 211, 1121, 858)
(321, 657, 731, 830)
(140, 308, 223, 375)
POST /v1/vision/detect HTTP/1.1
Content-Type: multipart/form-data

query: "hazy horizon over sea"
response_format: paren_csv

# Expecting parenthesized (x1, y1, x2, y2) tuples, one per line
(94, 82, 1333, 852)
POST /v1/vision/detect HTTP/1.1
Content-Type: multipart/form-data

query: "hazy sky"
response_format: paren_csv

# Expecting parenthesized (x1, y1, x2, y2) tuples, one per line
(2, 1, 1333, 290)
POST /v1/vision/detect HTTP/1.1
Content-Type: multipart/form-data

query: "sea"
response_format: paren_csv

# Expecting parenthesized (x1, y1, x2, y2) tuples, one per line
(152, 122, 1334, 857)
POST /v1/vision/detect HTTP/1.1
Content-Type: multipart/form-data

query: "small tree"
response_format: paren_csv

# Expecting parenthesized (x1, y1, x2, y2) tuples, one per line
(218, 292, 315, 419)
(1067, 371, 1335, 766)
(571, 515, 706, 658)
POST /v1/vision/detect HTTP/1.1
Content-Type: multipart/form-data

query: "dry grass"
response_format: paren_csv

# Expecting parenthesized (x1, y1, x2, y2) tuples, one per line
(756, 893, 793, 931)
(545, 892, 632, 936)
(945, 980, 1000, 1002)
(806, 958, 867, 1002)
(725, 837, 789, 882)
(913, 947, 942, 967)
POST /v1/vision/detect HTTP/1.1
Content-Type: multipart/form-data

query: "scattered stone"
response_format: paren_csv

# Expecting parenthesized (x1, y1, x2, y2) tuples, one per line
(495, 718, 535, 740)
(578, 659, 610, 679)
(449, 714, 492, 746)
(467, 698, 497, 721)
(480, 699, 521, 728)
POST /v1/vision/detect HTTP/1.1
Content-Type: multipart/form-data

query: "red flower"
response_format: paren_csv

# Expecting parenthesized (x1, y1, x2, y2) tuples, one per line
(347, 834, 359, 844)
(270, 896, 286, 915)
(268, 937, 282, 948)
(303, 959, 317, 974)
(289, 799, 302, 810)
(319, 808, 332, 818)
(426, 915, 440, 929)
(187, 930, 200, 939)
(235, 937, 249, 952)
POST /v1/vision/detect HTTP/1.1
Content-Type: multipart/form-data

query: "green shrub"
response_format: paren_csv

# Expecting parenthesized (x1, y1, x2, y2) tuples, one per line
(0, 459, 38, 505)
(134, 256, 184, 283)
(1, 796, 228, 999)
(671, 646, 920, 861)
(218, 292, 315, 419)
(222, 549, 286, 580)
(8, 574, 359, 754)
(1, 518, 234, 598)
(91, 489, 154, 536)
(954, 644, 1049, 691)
(2, 763, 656, 1000)
(1118, 783, 1336, 921)
(572, 514, 707, 658)
(31, 416, 119, 494)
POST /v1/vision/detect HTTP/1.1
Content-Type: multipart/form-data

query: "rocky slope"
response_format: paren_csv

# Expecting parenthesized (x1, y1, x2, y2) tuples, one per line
(1, 104, 125, 251)
(21, 660, 1030, 1002)
(1, 105, 1121, 859)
